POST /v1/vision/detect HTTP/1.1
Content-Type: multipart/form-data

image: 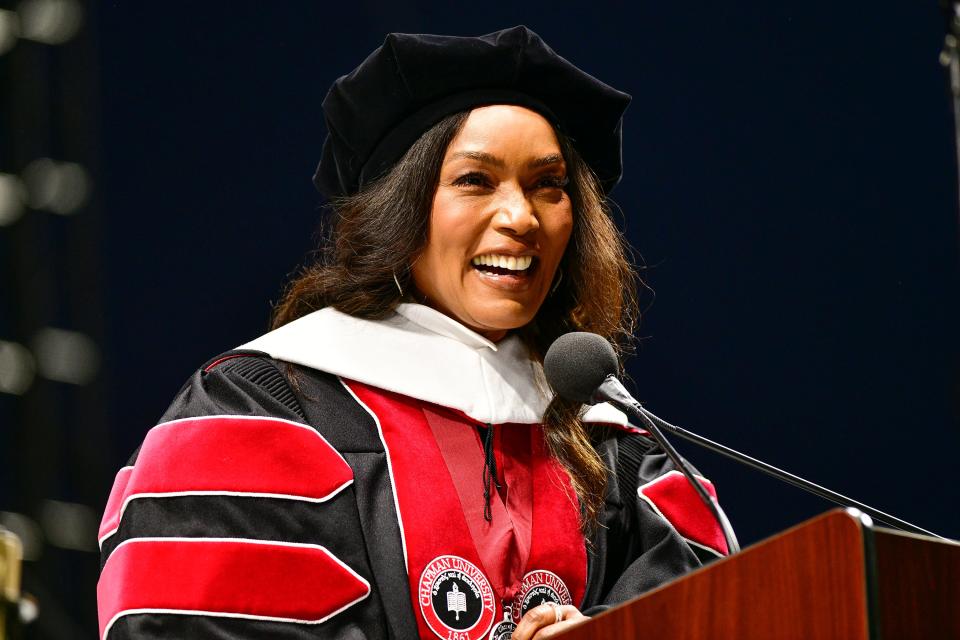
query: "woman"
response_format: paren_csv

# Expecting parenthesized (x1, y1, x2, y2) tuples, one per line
(97, 26, 729, 640)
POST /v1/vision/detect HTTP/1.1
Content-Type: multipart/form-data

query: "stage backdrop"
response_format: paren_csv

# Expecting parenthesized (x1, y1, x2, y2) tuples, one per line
(99, 1, 959, 546)
(19, 1, 960, 637)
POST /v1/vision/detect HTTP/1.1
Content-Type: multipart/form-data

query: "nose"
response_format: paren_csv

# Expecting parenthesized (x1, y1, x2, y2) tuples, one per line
(492, 183, 539, 237)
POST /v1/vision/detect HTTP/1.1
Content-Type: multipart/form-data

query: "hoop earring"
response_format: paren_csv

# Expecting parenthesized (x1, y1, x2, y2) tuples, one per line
(392, 270, 404, 297)
(550, 269, 563, 295)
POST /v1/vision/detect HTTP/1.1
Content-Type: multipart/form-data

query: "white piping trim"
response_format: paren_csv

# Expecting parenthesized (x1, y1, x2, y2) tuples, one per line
(338, 378, 410, 575)
(98, 466, 136, 544)
(98, 415, 354, 549)
(637, 470, 725, 559)
(100, 537, 371, 640)
(682, 537, 725, 559)
(98, 481, 353, 548)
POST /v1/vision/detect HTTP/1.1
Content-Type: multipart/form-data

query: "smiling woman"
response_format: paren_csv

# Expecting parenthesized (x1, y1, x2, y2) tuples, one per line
(415, 105, 574, 342)
(97, 26, 732, 640)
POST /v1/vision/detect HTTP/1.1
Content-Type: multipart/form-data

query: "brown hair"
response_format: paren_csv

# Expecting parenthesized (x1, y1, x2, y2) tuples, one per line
(273, 110, 640, 531)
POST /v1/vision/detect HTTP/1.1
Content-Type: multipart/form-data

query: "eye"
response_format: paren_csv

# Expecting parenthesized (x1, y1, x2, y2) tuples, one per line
(452, 172, 493, 189)
(534, 174, 569, 190)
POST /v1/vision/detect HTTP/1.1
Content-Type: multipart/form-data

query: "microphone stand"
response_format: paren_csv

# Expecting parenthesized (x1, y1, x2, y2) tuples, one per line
(941, 0, 960, 238)
(594, 377, 741, 555)
(635, 404, 949, 541)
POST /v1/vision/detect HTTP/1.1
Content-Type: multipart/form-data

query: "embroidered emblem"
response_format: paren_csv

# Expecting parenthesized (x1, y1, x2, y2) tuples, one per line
(488, 616, 517, 640)
(419, 555, 496, 640)
(511, 569, 572, 623)
(447, 583, 467, 620)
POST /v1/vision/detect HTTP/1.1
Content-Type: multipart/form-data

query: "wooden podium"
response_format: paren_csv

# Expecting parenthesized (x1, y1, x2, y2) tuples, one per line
(561, 510, 959, 639)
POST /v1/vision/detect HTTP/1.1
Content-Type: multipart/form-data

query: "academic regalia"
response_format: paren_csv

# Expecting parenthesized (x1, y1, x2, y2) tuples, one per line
(97, 304, 730, 640)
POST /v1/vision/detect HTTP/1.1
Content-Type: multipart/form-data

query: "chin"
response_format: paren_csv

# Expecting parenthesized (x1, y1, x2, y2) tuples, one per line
(467, 298, 540, 334)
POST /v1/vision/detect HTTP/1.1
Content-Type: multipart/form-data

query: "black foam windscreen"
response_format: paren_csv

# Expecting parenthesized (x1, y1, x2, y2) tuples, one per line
(543, 332, 619, 403)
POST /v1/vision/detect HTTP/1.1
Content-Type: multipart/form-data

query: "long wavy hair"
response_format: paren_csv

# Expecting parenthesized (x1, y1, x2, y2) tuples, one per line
(273, 110, 640, 531)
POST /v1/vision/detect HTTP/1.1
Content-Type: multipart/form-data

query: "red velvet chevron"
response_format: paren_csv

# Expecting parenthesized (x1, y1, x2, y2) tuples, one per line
(98, 415, 353, 545)
(100, 466, 134, 543)
(638, 470, 728, 556)
(97, 538, 370, 640)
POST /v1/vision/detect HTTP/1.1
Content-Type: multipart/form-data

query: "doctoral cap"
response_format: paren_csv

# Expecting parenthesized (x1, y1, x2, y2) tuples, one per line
(315, 25, 632, 198)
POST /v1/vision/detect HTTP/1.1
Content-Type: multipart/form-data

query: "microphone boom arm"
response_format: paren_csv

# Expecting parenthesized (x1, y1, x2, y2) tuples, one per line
(595, 376, 741, 555)
(633, 399, 947, 540)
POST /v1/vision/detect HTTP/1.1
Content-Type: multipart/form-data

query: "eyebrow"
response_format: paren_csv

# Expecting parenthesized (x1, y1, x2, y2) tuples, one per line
(447, 151, 565, 169)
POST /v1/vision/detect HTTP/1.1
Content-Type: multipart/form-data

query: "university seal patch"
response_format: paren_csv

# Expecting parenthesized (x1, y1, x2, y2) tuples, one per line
(488, 616, 517, 640)
(419, 555, 495, 640)
(510, 570, 572, 623)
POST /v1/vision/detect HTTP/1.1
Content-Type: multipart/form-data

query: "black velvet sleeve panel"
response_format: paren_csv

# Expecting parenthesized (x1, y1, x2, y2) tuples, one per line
(580, 429, 709, 615)
(156, 350, 307, 426)
(99, 351, 397, 640)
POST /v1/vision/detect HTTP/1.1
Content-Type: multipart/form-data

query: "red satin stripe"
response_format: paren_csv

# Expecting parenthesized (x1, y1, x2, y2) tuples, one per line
(422, 407, 533, 599)
(346, 381, 586, 638)
(98, 416, 352, 543)
(526, 429, 587, 607)
(347, 382, 483, 640)
(97, 538, 370, 639)
(639, 470, 728, 555)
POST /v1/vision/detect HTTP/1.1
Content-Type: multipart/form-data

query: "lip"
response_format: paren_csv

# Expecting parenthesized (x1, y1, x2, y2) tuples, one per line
(469, 253, 539, 292)
(471, 266, 536, 292)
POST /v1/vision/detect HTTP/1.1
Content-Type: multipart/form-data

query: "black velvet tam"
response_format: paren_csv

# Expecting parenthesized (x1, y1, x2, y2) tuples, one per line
(314, 25, 632, 198)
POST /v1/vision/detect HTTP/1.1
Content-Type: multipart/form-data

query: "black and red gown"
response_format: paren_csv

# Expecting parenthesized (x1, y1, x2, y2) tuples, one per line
(97, 303, 730, 640)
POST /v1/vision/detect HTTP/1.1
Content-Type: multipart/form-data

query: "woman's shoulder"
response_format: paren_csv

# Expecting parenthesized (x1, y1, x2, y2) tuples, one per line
(97, 349, 385, 638)
(98, 350, 383, 557)
(589, 422, 729, 562)
(158, 349, 307, 425)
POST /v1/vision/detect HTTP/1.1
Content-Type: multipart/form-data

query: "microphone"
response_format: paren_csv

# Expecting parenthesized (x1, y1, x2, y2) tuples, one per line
(544, 332, 946, 541)
(545, 332, 740, 554)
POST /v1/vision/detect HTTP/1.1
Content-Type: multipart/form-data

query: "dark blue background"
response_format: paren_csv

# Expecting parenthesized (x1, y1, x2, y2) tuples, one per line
(97, 0, 959, 552)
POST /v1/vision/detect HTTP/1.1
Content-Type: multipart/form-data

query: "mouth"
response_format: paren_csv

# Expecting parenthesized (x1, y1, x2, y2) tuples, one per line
(470, 253, 539, 289)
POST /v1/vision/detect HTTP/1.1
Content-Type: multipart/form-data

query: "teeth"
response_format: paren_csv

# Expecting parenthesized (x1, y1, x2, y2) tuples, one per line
(471, 254, 533, 271)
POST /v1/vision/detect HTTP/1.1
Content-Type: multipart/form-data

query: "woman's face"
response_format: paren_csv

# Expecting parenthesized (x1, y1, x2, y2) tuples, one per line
(411, 105, 574, 342)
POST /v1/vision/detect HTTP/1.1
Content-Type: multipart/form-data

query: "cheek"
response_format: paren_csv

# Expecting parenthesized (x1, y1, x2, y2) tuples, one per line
(547, 208, 575, 258)
(414, 195, 476, 289)
(428, 196, 486, 259)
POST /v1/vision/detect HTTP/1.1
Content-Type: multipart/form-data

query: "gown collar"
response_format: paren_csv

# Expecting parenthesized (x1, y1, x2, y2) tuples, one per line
(394, 303, 499, 351)
(239, 303, 626, 426)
